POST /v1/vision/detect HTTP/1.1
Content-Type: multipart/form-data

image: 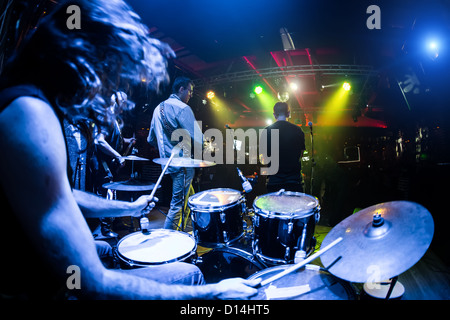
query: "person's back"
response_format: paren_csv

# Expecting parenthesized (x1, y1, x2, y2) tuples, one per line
(266, 120, 305, 185)
(264, 102, 305, 193)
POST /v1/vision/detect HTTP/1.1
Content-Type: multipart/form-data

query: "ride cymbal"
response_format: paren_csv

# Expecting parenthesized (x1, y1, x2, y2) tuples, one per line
(102, 180, 160, 191)
(122, 155, 149, 161)
(320, 201, 434, 283)
(153, 157, 216, 168)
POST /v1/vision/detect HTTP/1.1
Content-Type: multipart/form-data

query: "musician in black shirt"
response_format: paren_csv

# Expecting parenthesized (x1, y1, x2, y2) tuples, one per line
(261, 102, 306, 193)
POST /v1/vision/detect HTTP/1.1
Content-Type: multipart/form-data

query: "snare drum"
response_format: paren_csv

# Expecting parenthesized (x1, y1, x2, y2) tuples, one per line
(252, 191, 320, 265)
(188, 188, 246, 247)
(116, 229, 197, 268)
(248, 264, 355, 300)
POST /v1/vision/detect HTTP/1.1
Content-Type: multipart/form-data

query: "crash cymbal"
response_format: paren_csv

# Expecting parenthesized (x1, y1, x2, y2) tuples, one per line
(102, 180, 160, 191)
(320, 201, 434, 283)
(153, 157, 216, 168)
(122, 155, 149, 161)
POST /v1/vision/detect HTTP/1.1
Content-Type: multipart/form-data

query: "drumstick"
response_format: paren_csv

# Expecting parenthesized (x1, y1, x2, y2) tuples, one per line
(142, 146, 181, 213)
(258, 237, 343, 287)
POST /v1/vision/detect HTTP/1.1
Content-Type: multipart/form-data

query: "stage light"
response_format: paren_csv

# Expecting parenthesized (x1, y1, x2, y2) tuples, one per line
(426, 40, 439, 60)
(277, 91, 289, 102)
(206, 90, 215, 99)
(254, 86, 263, 95)
(429, 41, 438, 50)
(289, 82, 299, 91)
(343, 82, 351, 91)
(266, 119, 273, 125)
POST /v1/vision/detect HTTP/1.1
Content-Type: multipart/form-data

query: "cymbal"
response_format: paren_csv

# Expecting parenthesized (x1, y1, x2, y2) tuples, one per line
(153, 157, 216, 168)
(102, 180, 160, 191)
(320, 201, 434, 283)
(122, 155, 149, 161)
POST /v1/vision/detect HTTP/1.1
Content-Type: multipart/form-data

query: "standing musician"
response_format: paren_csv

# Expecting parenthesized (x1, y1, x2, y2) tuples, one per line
(147, 77, 204, 230)
(89, 91, 136, 237)
(90, 91, 136, 198)
(261, 102, 306, 193)
(0, 0, 259, 299)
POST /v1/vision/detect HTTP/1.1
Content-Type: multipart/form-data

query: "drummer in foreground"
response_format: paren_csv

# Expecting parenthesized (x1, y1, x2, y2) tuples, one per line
(0, 0, 259, 299)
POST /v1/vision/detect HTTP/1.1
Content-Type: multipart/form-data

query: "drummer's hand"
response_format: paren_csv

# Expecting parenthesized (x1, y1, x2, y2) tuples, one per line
(213, 278, 261, 300)
(116, 156, 126, 167)
(131, 195, 158, 216)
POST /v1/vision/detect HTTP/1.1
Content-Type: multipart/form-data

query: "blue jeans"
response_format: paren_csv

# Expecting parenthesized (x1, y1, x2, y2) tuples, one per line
(121, 262, 205, 286)
(165, 168, 195, 229)
(95, 240, 114, 268)
(96, 241, 204, 286)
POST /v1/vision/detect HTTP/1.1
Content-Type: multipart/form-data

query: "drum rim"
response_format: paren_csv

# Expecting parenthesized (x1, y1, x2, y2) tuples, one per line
(116, 229, 197, 266)
(247, 264, 356, 300)
(204, 245, 262, 264)
(188, 188, 243, 210)
(254, 252, 296, 265)
(253, 191, 319, 218)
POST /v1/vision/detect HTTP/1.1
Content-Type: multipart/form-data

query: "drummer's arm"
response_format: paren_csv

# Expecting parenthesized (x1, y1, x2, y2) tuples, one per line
(73, 189, 155, 218)
(95, 132, 125, 166)
(0, 97, 260, 300)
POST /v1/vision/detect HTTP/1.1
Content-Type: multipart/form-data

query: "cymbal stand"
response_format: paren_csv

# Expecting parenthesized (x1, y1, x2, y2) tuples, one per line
(385, 276, 398, 300)
(310, 125, 315, 195)
(181, 167, 187, 232)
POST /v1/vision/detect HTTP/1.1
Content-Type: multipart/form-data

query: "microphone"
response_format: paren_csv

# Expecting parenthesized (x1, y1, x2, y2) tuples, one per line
(236, 167, 253, 193)
(308, 121, 313, 133)
(225, 124, 231, 129)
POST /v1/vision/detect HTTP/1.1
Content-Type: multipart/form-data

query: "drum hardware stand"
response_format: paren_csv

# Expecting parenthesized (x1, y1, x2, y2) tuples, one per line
(309, 122, 315, 195)
(362, 276, 404, 300)
(257, 237, 343, 287)
(155, 208, 182, 231)
(180, 167, 188, 232)
(385, 276, 398, 299)
(294, 227, 309, 263)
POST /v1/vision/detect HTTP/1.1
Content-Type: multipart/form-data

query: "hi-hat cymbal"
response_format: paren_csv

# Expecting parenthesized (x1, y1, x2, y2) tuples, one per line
(320, 201, 434, 283)
(102, 180, 160, 191)
(122, 155, 149, 161)
(153, 157, 216, 168)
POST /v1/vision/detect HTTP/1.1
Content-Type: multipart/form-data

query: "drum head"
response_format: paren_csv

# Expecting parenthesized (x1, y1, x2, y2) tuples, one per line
(248, 265, 355, 300)
(117, 229, 196, 266)
(188, 188, 242, 210)
(197, 247, 265, 284)
(253, 192, 319, 218)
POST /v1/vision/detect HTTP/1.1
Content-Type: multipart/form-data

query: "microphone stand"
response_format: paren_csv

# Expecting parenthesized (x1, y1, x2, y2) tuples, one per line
(309, 124, 315, 195)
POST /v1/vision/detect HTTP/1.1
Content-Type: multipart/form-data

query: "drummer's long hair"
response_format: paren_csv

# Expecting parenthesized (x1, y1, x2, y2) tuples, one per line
(1, 0, 174, 128)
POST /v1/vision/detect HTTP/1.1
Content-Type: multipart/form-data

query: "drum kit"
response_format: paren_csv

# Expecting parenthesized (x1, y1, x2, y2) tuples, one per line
(109, 152, 435, 300)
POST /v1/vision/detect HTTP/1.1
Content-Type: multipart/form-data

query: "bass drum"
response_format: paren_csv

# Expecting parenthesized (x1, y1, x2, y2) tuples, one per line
(196, 244, 266, 284)
(248, 264, 356, 300)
